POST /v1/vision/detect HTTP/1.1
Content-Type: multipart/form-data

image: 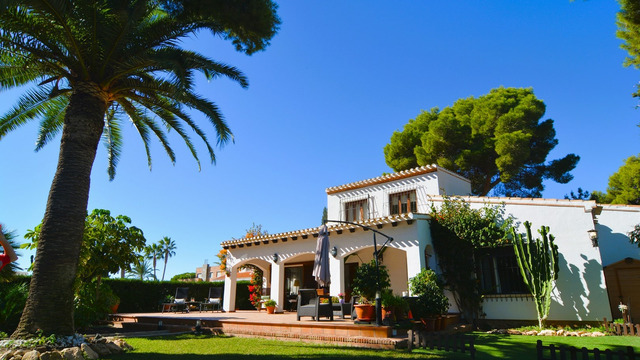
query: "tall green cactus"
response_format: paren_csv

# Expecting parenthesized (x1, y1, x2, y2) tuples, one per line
(512, 221, 559, 329)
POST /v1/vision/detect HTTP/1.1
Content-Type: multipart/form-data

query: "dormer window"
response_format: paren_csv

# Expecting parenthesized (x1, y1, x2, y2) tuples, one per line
(344, 199, 368, 222)
(389, 190, 417, 215)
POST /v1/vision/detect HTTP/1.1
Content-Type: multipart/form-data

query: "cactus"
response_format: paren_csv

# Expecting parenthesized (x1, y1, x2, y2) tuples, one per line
(512, 221, 559, 329)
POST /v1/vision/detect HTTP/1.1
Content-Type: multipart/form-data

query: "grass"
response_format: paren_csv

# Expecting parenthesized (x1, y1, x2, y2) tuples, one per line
(104, 332, 640, 360)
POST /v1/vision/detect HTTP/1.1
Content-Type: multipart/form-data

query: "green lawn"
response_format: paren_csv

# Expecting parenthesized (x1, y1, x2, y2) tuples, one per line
(105, 333, 640, 360)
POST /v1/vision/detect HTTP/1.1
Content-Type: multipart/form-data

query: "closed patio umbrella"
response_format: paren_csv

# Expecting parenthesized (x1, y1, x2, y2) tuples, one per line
(312, 224, 331, 288)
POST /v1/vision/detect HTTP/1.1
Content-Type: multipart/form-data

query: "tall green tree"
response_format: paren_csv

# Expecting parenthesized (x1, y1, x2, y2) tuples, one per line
(0, 0, 279, 338)
(145, 242, 163, 281)
(591, 154, 640, 205)
(159, 236, 176, 281)
(23, 209, 147, 286)
(384, 87, 579, 197)
(617, 0, 640, 99)
(127, 256, 155, 281)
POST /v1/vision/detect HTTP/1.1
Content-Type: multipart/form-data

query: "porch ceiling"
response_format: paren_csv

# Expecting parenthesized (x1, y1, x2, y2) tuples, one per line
(221, 213, 423, 249)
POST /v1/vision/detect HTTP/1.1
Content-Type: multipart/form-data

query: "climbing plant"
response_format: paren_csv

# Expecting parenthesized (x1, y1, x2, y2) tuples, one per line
(512, 221, 559, 329)
(429, 196, 513, 327)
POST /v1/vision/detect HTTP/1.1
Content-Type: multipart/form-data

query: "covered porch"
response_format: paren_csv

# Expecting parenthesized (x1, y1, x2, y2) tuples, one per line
(221, 214, 433, 313)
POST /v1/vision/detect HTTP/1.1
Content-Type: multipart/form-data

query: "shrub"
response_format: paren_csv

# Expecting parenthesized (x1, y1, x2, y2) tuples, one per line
(409, 269, 449, 318)
(0, 282, 28, 334)
(352, 260, 390, 303)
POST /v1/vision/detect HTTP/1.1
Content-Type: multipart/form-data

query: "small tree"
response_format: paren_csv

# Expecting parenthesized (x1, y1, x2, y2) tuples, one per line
(352, 260, 390, 303)
(512, 221, 559, 329)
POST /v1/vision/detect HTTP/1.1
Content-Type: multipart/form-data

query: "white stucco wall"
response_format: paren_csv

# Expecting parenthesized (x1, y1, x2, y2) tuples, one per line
(430, 196, 610, 322)
(596, 204, 640, 267)
(326, 168, 470, 221)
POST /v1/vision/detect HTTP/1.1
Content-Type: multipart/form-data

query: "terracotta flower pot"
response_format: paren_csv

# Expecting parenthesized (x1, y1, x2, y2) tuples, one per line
(354, 304, 375, 321)
(266, 306, 276, 314)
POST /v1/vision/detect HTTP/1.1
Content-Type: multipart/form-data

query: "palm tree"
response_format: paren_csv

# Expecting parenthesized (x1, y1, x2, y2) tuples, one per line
(159, 237, 176, 281)
(0, 0, 279, 338)
(127, 257, 155, 281)
(145, 243, 163, 281)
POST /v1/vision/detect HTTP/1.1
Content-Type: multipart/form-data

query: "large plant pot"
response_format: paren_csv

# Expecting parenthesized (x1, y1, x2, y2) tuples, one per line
(355, 304, 375, 321)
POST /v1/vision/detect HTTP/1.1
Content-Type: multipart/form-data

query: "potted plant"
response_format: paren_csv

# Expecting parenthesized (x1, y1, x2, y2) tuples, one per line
(352, 260, 390, 321)
(264, 299, 277, 314)
(409, 269, 449, 331)
(381, 291, 409, 322)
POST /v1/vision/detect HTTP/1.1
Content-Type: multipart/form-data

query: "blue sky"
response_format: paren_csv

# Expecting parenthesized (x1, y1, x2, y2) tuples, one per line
(1, 1, 638, 279)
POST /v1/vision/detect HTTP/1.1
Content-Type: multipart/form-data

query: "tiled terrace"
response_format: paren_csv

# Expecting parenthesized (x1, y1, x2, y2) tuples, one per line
(110, 310, 408, 349)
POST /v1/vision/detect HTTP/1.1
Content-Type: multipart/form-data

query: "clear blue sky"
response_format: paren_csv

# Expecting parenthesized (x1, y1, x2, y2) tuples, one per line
(1, 1, 638, 279)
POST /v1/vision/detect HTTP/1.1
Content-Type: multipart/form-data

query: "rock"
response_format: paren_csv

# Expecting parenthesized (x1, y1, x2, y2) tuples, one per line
(0, 350, 14, 360)
(22, 350, 39, 360)
(539, 330, 556, 336)
(567, 331, 579, 337)
(507, 329, 522, 335)
(60, 347, 83, 360)
(556, 329, 565, 336)
(591, 331, 605, 337)
(89, 343, 112, 357)
(523, 330, 538, 336)
(81, 344, 99, 360)
(106, 342, 123, 354)
(40, 351, 63, 360)
(113, 339, 133, 351)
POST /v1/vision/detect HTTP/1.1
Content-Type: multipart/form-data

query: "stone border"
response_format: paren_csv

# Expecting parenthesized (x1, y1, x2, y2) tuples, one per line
(0, 336, 133, 360)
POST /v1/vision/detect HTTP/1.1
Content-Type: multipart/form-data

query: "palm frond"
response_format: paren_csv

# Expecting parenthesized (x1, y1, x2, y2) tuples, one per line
(103, 105, 124, 180)
(0, 85, 64, 139)
(35, 95, 69, 150)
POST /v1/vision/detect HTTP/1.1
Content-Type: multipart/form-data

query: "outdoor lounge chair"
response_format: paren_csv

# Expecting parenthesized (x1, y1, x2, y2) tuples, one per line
(162, 287, 189, 313)
(201, 287, 223, 312)
(341, 295, 359, 319)
(296, 289, 333, 321)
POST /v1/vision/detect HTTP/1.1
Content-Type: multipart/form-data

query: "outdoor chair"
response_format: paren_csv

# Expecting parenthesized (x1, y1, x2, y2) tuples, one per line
(201, 287, 223, 312)
(296, 288, 334, 321)
(162, 287, 189, 313)
(342, 295, 359, 319)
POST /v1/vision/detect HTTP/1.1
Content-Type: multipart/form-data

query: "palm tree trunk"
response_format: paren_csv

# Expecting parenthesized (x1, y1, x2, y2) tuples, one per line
(162, 253, 168, 281)
(12, 88, 107, 338)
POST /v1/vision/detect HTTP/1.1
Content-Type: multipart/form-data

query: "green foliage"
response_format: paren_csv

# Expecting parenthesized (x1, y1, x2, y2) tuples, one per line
(629, 224, 640, 248)
(512, 222, 559, 329)
(171, 272, 196, 281)
(430, 196, 513, 326)
(352, 260, 391, 302)
(617, 0, 640, 97)
(74, 280, 120, 330)
(263, 299, 277, 307)
(23, 209, 147, 284)
(0, 282, 28, 333)
(408, 269, 449, 318)
(593, 154, 640, 205)
(384, 87, 579, 197)
(563, 188, 592, 201)
(127, 257, 155, 280)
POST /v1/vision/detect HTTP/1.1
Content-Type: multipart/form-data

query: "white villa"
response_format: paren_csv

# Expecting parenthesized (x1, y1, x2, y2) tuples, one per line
(221, 165, 640, 323)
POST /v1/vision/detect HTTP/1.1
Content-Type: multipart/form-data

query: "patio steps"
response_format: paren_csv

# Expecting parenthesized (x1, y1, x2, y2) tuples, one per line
(110, 314, 407, 349)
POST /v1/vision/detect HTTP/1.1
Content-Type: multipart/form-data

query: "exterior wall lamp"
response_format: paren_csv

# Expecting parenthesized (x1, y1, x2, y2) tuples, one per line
(588, 229, 598, 247)
(272, 253, 279, 263)
(330, 246, 338, 257)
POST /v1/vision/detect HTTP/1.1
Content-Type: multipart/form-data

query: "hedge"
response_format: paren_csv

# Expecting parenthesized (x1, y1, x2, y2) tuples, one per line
(104, 278, 255, 312)
(3, 277, 256, 314)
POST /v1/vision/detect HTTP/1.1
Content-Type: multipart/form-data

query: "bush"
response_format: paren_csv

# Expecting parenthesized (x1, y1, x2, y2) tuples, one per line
(0, 281, 28, 334)
(74, 280, 119, 330)
(409, 269, 449, 318)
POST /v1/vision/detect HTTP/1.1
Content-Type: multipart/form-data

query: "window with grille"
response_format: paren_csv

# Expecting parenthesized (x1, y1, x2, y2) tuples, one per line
(477, 246, 529, 295)
(344, 199, 368, 222)
(389, 190, 417, 215)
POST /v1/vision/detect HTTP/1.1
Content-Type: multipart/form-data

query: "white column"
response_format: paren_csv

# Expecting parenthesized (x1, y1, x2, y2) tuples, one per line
(329, 253, 344, 296)
(270, 260, 285, 312)
(223, 266, 237, 312)
(406, 214, 431, 290)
